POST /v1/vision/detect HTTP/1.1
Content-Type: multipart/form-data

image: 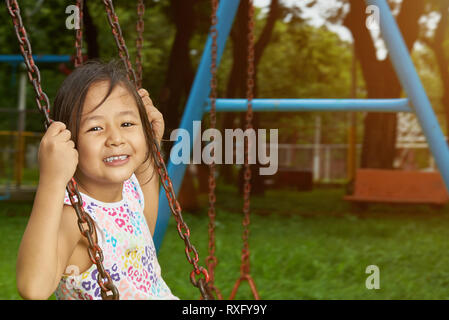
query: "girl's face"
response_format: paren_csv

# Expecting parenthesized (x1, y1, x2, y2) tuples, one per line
(75, 81, 147, 186)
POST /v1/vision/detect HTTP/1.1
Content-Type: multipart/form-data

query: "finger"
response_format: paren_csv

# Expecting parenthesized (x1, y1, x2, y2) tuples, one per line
(146, 109, 163, 121)
(150, 111, 163, 119)
(47, 121, 66, 136)
(138, 88, 149, 97)
(141, 95, 154, 107)
(67, 140, 75, 149)
(55, 129, 72, 141)
(72, 148, 79, 160)
(147, 105, 160, 114)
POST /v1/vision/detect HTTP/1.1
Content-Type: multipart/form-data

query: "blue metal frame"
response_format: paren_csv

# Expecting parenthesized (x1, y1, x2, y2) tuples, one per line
(0, 54, 71, 65)
(204, 98, 412, 113)
(366, 0, 449, 187)
(153, 0, 449, 252)
(0, 55, 71, 85)
(153, 0, 240, 251)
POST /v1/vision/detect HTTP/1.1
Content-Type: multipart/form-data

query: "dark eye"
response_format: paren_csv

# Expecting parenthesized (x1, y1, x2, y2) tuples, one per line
(88, 126, 101, 132)
(122, 122, 135, 127)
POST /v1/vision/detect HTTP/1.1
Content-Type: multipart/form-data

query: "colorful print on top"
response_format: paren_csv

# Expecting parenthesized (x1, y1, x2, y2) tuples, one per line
(54, 173, 178, 300)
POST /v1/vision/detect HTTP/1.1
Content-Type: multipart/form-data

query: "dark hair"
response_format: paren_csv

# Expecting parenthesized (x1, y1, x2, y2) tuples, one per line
(52, 59, 156, 184)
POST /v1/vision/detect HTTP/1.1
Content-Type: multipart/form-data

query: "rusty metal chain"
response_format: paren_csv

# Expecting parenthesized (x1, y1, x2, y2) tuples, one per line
(67, 182, 119, 300)
(6, 0, 52, 129)
(102, 0, 138, 86)
(136, 0, 145, 89)
(242, 0, 255, 274)
(6, 0, 119, 300)
(205, 0, 223, 301)
(74, 0, 84, 67)
(229, 0, 260, 300)
(102, 0, 213, 300)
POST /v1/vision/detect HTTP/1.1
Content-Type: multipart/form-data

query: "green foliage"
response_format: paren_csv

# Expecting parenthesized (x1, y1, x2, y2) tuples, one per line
(258, 22, 352, 99)
(1, 0, 448, 148)
(255, 19, 360, 144)
(0, 1, 361, 147)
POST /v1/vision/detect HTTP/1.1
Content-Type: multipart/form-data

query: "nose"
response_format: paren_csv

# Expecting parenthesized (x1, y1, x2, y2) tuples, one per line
(105, 126, 125, 147)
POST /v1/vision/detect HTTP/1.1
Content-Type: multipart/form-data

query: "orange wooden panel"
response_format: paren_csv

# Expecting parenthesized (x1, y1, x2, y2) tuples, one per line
(344, 169, 449, 205)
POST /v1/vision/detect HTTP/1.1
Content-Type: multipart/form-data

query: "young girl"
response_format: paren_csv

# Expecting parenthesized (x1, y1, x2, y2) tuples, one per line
(16, 60, 178, 300)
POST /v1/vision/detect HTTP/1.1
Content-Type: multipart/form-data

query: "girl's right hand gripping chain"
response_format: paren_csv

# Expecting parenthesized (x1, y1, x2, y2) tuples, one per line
(38, 121, 78, 187)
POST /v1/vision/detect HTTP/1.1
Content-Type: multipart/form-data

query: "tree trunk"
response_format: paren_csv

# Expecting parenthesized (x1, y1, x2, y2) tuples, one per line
(158, 0, 196, 142)
(83, 0, 99, 59)
(222, 0, 280, 194)
(344, 0, 424, 169)
(159, 0, 198, 205)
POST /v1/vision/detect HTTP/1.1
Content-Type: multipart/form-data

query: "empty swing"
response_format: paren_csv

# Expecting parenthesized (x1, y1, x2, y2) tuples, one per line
(205, 0, 260, 300)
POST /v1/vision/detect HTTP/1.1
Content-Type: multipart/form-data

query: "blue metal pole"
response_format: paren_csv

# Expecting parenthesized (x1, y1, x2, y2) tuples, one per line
(366, 0, 449, 189)
(153, 0, 241, 252)
(204, 98, 412, 113)
(0, 54, 71, 64)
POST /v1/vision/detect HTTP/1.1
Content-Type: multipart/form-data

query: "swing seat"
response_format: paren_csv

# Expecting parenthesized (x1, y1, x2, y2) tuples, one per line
(273, 168, 313, 191)
(344, 169, 449, 206)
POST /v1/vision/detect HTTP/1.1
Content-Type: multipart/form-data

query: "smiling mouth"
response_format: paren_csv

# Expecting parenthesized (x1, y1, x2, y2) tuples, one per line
(103, 154, 129, 163)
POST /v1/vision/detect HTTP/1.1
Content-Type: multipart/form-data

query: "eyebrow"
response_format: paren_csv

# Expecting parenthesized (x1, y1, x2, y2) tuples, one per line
(81, 110, 138, 125)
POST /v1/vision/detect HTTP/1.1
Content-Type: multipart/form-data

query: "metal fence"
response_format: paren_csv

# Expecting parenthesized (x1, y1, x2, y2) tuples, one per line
(277, 143, 436, 183)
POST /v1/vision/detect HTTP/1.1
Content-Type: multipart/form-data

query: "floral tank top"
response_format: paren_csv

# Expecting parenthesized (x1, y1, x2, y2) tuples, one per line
(54, 173, 178, 300)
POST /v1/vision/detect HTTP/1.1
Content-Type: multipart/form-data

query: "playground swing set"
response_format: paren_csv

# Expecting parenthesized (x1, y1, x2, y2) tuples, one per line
(6, 0, 449, 300)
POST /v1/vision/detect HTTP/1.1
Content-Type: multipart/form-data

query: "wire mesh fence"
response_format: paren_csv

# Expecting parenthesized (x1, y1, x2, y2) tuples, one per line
(277, 143, 436, 183)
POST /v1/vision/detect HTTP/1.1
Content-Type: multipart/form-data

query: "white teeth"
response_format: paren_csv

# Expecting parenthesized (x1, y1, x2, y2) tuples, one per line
(104, 155, 128, 162)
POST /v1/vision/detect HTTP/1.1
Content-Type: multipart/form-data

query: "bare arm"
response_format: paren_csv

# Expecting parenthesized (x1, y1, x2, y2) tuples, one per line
(136, 88, 164, 237)
(16, 121, 80, 299)
(16, 178, 81, 300)
(136, 160, 160, 236)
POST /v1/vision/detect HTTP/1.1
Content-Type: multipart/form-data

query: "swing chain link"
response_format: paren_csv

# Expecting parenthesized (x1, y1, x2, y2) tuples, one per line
(229, 0, 260, 300)
(6, 0, 119, 300)
(67, 180, 119, 300)
(102, 0, 138, 86)
(6, 0, 52, 129)
(102, 0, 213, 300)
(153, 148, 213, 299)
(242, 0, 255, 274)
(74, 0, 84, 67)
(204, 0, 223, 300)
(136, 0, 145, 89)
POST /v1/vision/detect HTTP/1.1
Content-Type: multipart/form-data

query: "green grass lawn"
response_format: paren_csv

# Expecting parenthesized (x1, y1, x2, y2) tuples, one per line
(2, 183, 449, 299)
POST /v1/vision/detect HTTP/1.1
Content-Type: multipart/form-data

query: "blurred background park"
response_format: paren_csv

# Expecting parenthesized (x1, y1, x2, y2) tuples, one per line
(2, 0, 449, 300)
